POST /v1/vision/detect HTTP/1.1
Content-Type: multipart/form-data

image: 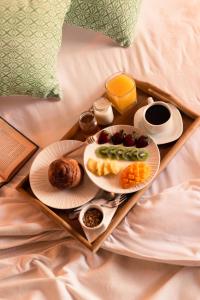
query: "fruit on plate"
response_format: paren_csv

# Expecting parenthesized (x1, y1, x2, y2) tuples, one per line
(95, 146, 149, 161)
(97, 130, 111, 144)
(120, 162, 151, 189)
(97, 129, 149, 148)
(135, 135, 149, 148)
(123, 134, 136, 147)
(87, 158, 121, 176)
(111, 130, 125, 145)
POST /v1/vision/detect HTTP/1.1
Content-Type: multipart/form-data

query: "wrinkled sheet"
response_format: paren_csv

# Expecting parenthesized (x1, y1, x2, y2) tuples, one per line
(0, 0, 200, 299)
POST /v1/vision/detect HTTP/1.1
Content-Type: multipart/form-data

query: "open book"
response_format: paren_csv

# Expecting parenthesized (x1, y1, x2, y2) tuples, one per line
(0, 117, 38, 186)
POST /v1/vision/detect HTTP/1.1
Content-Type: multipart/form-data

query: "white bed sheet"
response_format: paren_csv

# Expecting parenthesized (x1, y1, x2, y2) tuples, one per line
(0, 0, 200, 299)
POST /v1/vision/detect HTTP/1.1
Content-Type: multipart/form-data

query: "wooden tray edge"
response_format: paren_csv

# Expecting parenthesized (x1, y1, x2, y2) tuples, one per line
(135, 79, 200, 119)
(15, 80, 200, 252)
(17, 187, 93, 251)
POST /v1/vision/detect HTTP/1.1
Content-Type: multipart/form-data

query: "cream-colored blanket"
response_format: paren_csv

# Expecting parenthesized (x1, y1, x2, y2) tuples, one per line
(0, 0, 200, 298)
(1, 174, 200, 299)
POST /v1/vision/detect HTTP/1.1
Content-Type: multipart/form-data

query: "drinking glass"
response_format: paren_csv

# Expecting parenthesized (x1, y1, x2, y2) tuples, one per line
(105, 72, 137, 114)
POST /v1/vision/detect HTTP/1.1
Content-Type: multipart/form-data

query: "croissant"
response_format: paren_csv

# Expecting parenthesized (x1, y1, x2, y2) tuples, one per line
(48, 158, 83, 189)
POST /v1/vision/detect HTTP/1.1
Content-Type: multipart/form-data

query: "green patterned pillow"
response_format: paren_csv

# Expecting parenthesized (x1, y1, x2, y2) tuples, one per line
(65, 0, 141, 47)
(0, 0, 71, 98)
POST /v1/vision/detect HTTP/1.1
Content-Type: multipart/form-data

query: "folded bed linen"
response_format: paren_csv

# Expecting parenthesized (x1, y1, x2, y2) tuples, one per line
(0, 0, 200, 299)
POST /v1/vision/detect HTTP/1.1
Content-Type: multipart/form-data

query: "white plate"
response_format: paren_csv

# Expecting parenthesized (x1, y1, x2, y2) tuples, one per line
(30, 140, 98, 209)
(84, 125, 160, 194)
(133, 104, 183, 145)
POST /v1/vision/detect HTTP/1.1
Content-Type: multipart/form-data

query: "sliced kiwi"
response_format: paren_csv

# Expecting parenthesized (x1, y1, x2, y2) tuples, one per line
(115, 147, 125, 160)
(123, 149, 134, 161)
(107, 147, 118, 159)
(131, 149, 139, 160)
(95, 146, 149, 161)
(137, 150, 148, 161)
(95, 146, 108, 157)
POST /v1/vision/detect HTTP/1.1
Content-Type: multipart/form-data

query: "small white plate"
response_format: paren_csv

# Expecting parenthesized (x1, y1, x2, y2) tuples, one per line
(30, 140, 98, 209)
(133, 104, 183, 145)
(84, 125, 160, 194)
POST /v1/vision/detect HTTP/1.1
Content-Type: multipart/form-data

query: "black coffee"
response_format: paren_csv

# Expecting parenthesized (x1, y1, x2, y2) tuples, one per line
(145, 104, 170, 125)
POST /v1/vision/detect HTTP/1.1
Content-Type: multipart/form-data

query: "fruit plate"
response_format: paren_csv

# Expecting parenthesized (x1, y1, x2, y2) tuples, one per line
(84, 125, 160, 194)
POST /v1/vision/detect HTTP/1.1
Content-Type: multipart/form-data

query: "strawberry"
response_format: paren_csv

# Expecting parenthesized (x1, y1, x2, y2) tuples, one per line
(111, 130, 125, 145)
(98, 130, 110, 144)
(123, 134, 135, 147)
(135, 136, 149, 148)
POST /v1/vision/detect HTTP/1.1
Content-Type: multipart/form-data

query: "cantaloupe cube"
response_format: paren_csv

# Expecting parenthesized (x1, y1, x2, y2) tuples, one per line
(120, 162, 151, 188)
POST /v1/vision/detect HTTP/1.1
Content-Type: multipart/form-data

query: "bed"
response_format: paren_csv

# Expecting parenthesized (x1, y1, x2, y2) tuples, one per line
(0, 0, 200, 298)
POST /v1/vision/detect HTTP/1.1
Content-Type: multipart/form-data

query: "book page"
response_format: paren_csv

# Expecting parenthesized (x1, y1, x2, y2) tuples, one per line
(0, 118, 37, 180)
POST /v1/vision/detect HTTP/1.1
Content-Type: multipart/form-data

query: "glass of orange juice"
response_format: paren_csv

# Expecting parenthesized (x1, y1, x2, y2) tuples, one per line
(105, 72, 137, 114)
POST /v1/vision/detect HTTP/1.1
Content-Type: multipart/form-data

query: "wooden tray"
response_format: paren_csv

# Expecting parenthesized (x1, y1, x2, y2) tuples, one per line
(16, 79, 200, 252)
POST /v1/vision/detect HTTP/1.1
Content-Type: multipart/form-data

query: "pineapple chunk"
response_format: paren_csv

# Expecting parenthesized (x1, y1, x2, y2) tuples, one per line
(96, 161, 104, 176)
(87, 158, 121, 176)
(87, 158, 97, 173)
(110, 161, 121, 175)
(103, 161, 111, 175)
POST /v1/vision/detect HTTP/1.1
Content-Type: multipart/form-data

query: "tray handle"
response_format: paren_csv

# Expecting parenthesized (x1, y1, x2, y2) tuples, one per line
(135, 79, 200, 119)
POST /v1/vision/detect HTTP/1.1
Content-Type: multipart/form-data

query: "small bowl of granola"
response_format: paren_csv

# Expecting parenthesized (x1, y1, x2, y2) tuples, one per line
(79, 204, 105, 231)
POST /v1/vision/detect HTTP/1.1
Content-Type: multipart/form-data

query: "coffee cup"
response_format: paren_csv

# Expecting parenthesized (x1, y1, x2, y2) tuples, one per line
(142, 97, 172, 134)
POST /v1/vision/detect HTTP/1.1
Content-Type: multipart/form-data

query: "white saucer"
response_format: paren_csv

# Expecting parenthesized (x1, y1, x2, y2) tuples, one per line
(133, 104, 183, 145)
